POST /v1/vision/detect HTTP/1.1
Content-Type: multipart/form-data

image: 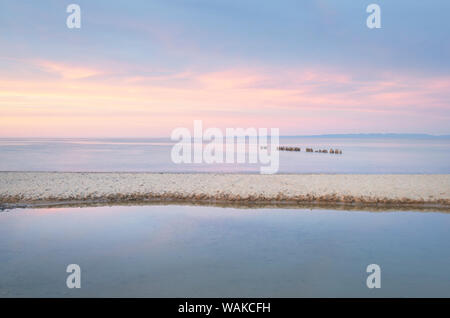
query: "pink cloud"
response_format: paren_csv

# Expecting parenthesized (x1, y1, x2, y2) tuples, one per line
(0, 60, 449, 137)
(35, 60, 102, 80)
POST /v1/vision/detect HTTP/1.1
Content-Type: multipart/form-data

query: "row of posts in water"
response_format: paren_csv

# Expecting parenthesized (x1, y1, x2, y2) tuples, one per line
(274, 146, 343, 154)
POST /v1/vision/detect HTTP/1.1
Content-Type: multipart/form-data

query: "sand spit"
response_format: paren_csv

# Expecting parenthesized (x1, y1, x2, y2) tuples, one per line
(2, 200, 450, 213)
(0, 172, 449, 209)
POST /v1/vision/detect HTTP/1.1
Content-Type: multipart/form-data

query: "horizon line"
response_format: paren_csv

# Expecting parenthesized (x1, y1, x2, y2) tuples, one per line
(1, 133, 450, 139)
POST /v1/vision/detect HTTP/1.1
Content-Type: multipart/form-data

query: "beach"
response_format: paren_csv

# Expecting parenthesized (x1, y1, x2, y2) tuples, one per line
(1, 172, 449, 208)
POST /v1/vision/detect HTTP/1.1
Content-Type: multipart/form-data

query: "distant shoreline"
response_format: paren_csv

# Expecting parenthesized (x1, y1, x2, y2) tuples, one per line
(1, 172, 449, 210)
(282, 133, 450, 139)
(1, 133, 450, 140)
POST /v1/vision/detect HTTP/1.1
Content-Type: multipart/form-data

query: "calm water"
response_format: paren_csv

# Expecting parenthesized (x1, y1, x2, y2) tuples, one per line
(0, 205, 449, 297)
(1, 137, 449, 173)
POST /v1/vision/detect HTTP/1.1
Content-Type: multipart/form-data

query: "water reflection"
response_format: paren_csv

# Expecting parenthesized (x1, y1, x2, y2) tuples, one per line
(1, 204, 450, 297)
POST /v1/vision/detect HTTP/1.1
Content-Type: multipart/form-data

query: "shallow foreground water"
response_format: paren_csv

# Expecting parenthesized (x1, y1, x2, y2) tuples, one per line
(0, 205, 449, 297)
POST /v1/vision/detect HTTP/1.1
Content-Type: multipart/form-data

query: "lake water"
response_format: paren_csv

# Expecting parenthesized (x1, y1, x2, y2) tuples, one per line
(1, 137, 449, 297)
(0, 137, 449, 173)
(0, 205, 449, 297)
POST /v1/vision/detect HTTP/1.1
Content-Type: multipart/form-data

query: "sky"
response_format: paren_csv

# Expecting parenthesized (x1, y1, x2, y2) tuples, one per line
(0, 0, 449, 137)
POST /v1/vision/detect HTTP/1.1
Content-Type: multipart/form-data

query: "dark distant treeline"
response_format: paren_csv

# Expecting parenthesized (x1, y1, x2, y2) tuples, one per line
(280, 133, 450, 139)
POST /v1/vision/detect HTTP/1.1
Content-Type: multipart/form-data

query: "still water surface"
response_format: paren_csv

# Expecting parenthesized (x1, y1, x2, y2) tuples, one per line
(1, 137, 449, 173)
(0, 205, 449, 297)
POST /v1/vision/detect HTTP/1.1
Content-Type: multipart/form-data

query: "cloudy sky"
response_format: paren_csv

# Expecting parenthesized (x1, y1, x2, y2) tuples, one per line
(0, 0, 449, 137)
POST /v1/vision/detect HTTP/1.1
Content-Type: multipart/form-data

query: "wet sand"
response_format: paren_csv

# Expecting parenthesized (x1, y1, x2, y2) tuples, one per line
(0, 172, 449, 208)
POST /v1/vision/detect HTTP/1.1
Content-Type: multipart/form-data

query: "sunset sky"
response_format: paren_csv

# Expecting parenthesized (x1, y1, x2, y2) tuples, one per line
(0, 0, 449, 137)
